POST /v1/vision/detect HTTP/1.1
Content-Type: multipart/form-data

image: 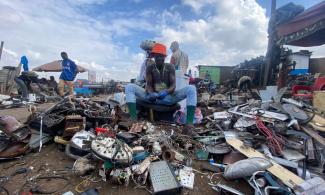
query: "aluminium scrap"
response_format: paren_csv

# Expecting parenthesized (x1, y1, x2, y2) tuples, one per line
(91, 136, 133, 164)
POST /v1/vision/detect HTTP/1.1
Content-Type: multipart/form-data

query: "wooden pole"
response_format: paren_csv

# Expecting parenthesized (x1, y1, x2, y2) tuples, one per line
(263, 0, 276, 88)
(0, 41, 4, 62)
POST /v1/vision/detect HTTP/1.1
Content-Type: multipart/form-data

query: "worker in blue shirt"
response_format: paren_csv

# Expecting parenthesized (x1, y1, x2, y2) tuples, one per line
(58, 52, 77, 97)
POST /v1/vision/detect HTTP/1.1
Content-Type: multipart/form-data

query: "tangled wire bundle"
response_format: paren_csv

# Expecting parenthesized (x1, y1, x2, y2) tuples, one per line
(255, 118, 284, 155)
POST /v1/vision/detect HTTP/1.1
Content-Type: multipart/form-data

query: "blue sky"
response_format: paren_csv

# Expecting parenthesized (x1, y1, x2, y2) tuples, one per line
(0, 0, 324, 81)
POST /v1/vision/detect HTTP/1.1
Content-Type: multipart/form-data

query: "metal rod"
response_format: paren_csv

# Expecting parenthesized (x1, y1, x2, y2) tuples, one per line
(39, 115, 43, 152)
(0, 41, 4, 62)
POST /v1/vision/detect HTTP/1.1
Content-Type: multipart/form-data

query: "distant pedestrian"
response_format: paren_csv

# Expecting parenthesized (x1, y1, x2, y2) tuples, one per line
(170, 41, 189, 75)
(58, 52, 77, 97)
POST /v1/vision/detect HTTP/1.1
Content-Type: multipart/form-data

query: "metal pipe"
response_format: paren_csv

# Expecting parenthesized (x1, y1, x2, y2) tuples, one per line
(39, 115, 43, 152)
(0, 41, 4, 62)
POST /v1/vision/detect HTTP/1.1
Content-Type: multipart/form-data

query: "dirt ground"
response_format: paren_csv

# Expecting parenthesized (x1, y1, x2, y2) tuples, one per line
(0, 103, 252, 195)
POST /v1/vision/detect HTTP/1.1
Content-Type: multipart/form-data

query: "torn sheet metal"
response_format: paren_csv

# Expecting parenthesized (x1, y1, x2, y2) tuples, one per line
(228, 105, 255, 119)
(281, 149, 305, 161)
(234, 117, 256, 129)
(282, 104, 308, 121)
(252, 109, 289, 121)
(282, 98, 304, 108)
(213, 111, 232, 120)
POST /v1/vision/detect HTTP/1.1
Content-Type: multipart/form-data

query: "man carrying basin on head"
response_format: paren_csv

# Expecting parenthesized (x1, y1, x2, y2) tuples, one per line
(125, 43, 197, 134)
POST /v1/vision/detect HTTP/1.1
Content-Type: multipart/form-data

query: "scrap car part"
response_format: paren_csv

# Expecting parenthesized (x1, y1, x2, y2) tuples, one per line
(65, 144, 90, 160)
(282, 103, 308, 121)
(10, 126, 30, 142)
(71, 130, 96, 151)
(0, 115, 22, 133)
(91, 136, 133, 164)
(64, 115, 85, 137)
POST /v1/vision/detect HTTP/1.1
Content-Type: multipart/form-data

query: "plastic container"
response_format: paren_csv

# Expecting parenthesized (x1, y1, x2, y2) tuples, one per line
(175, 70, 189, 108)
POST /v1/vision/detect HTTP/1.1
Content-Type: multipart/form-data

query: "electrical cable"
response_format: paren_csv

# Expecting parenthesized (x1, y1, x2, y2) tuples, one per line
(255, 117, 284, 155)
(75, 175, 95, 193)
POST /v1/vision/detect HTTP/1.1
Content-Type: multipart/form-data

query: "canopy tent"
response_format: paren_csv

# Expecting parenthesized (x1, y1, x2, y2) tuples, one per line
(32, 60, 87, 73)
(276, 1, 325, 47)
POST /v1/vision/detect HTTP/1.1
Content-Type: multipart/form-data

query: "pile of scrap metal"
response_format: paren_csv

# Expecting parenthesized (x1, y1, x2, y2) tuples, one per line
(64, 123, 202, 194)
(2, 83, 325, 195)
(26, 96, 198, 193)
(0, 94, 27, 109)
(193, 85, 325, 194)
(14, 71, 61, 102)
(27, 96, 113, 137)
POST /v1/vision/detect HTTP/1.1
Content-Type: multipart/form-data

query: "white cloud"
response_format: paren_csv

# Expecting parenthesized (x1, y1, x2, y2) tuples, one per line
(0, 0, 139, 81)
(157, 0, 269, 67)
(181, 0, 215, 14)
(67, 0, 109, 6)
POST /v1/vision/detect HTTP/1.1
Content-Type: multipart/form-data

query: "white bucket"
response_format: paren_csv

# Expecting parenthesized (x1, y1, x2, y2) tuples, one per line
(175, 70, 189, 108)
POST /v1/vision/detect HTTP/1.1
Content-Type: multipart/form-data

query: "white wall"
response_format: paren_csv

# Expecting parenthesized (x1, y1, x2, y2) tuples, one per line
(291, 54, 309, 70)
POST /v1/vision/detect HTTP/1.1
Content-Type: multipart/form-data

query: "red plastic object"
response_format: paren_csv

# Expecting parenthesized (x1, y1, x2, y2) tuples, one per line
(95, 127, 115, 138)
(292, 77, 325, 99)
(312, 77, 325, 91)
(292, 85, 313, 99)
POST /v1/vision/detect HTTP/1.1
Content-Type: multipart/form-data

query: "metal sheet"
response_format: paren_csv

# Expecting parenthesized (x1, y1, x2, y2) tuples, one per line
(282, 103, 308, 120)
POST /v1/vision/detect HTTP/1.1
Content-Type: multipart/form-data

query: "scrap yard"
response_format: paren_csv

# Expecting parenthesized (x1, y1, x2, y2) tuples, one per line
(1, 0, 325, 195)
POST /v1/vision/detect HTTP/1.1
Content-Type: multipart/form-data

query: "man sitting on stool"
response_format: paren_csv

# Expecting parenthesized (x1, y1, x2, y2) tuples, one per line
(125, 43, 197, 135)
